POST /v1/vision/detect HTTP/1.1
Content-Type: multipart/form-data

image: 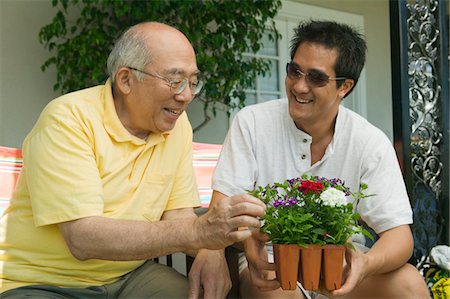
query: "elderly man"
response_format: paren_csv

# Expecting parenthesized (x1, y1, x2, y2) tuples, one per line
(0, 22, 265, 299)
(211, 20, 429, 298)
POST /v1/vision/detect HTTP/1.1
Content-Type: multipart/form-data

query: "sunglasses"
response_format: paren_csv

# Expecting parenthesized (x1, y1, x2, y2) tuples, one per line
(286, 62, 346, 88)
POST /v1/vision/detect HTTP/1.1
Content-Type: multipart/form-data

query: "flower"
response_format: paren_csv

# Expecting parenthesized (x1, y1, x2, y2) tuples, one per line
(319, 188, 347, 207)
(248, 174, 373, 246)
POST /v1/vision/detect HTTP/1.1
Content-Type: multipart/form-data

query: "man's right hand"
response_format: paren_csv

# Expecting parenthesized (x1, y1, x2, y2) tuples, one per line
(244, 230, 280, 291)
(194, 194, 266, 250)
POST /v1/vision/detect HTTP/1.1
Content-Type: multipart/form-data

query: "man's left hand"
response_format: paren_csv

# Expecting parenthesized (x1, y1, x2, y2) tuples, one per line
(329, 243, 368, 297)
(188, 249, 231, 299)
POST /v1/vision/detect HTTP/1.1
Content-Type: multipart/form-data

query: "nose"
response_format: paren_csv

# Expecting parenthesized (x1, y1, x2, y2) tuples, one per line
(287, 75, 310, 94)
(175, 84, 195, 103)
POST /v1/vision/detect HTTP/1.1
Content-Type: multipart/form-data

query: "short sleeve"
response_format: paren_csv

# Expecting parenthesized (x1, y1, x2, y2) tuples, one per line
(23, 105, 103, 226)
(357, 139, 413, 233)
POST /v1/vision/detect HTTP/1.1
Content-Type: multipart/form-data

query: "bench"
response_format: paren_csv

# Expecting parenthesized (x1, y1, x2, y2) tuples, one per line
(0, 143, 241, 298)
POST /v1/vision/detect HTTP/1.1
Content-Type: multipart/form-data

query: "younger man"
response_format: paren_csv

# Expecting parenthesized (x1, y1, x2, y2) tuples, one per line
(212, 20, 429, 298)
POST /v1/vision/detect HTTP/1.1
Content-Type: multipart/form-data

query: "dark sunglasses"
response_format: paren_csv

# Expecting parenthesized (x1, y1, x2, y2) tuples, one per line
(286, 62, 347, 88)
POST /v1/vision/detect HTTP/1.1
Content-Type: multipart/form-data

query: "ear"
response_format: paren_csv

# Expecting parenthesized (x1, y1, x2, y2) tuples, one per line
(338, 79, 355, 98)
(114, 67, 134, 95)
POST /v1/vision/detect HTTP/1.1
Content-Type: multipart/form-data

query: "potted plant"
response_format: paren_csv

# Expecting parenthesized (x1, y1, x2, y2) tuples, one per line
(249, 174, 373, 291)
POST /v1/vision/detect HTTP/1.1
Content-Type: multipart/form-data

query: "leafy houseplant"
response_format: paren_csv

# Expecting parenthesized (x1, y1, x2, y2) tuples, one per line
(249, 174, 373, 291)
(38, 0, 281, 132)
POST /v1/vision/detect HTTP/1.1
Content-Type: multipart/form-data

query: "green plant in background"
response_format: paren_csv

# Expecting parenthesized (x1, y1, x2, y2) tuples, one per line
(39, 0, 282, 131)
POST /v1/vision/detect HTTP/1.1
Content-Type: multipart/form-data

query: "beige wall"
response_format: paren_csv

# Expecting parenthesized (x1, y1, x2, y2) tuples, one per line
(0, 0, 392, 148)
(0, 0, 60, 148)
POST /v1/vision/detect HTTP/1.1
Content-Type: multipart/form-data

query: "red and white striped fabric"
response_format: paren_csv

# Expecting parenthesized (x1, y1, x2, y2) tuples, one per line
(193, 142, 222, 208)
(0, 146, 23, 215)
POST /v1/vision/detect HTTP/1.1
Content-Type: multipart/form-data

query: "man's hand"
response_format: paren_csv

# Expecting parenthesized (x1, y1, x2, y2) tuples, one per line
(195, 194, 266, 250)
(329, 244, 368, 297)
(244, 230, 280, 292)
(188, 249, 231, 299)
(330, 225, 414, 297)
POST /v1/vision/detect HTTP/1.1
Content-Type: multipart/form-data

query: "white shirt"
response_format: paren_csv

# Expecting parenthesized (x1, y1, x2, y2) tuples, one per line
(212, 98, 412, 234)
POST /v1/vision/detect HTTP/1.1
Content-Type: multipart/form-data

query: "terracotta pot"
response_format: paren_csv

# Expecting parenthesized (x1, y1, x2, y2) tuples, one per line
(322, 244, 346, 291)
(299, 244, 322, 291)
(273, 244, 301, 290)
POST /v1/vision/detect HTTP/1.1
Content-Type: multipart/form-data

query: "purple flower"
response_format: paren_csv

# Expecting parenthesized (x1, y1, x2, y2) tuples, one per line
(287, 196, 298, 206)
(273, 198, 285, 208)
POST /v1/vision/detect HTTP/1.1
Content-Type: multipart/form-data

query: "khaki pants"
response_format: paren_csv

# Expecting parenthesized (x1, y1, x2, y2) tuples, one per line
(0, 260, 189, 298)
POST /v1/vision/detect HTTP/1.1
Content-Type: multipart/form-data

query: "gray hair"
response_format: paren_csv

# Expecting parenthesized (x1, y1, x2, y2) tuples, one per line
(107, 24, 152, 83)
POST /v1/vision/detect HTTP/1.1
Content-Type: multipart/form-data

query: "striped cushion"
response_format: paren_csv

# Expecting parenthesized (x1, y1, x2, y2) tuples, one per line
(0, 146, 23, 215)
(193, 142, 222, 208)
(0, 143, 220, 213)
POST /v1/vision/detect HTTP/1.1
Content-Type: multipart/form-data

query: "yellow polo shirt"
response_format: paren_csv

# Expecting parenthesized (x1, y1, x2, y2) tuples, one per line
(0, 80, 200, 292)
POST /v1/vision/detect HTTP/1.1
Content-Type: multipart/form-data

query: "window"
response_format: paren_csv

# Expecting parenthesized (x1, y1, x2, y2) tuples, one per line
(244, 31, 283, 105)
(237, 1, 367, 119)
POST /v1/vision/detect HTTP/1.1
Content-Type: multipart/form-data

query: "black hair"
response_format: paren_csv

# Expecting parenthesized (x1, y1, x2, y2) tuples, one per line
(290, 20, 367, 96)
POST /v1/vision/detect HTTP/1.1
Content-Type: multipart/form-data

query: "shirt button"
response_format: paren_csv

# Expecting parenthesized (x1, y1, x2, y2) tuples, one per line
(303, 138, 308, 143)
(301, 154, 306, 159)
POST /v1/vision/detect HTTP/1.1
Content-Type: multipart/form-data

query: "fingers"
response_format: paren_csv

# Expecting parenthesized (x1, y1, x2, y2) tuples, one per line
(227, 195, 266, 218)
(187, 286, 200, 299)
(228, 215, 262, 230)
(331, 272, 357, 297)
(227, 228, 252, 243)
(251, 229, 271, 242)
(210, 193, 266, 223)
(199, 193, 267, 249)
(187, 274, 201, 299)
(251, 276, 281, 291)
(203, 284, 230, 299)
(331, 246, 364, 297)
(202, 285, 216, 299)
(230, 194, 267, 209)
(247, 255, 277, 273)
(255, 259, 277, 272)
(248, 267, 280, 291)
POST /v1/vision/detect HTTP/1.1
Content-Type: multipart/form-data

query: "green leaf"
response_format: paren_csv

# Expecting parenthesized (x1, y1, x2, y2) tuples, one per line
(39, 0, 282, 129)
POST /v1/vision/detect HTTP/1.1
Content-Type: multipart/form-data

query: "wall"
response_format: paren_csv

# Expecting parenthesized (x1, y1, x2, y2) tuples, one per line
(0, 0, 59, 148)
(0, 0, 392, 148)
(189, 0, 393, 143)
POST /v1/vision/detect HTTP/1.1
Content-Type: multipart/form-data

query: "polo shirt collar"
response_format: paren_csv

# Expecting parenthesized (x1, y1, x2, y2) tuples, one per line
(102, 79, 168, 146)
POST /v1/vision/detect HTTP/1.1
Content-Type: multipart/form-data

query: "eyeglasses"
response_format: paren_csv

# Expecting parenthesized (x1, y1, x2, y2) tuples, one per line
(127, 67, 204, 96)
(286, 62, 346, 88)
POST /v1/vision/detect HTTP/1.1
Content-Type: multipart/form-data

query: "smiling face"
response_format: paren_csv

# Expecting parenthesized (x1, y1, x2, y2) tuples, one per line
(129, 40, 198, 135)
(285, 42, 354, 133)
(113, 23, 199, 137)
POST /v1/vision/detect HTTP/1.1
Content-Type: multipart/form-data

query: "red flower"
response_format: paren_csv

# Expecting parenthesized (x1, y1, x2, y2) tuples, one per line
(298, 180, 324, 194)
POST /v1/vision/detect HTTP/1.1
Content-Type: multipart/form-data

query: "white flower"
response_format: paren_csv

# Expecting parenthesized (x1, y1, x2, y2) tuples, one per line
(319, 187, 347, 207)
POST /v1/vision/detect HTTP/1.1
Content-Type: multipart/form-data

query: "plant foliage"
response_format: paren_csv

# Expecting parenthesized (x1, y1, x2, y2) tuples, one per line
(39, 0, 282, 131)
(249, 174, 374, 247)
